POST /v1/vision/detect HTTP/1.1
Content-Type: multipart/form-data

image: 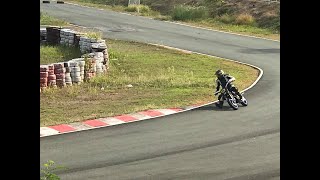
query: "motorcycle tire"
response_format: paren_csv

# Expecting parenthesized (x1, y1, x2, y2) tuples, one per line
(227, 97, 239, 110)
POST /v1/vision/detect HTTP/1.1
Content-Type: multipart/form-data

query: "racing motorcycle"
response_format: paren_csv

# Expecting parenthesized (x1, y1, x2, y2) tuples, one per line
(215, 84, 248, 110)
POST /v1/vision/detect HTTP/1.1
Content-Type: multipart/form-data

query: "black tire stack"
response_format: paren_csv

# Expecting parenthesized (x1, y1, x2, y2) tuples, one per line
(46, 26, 61, 45)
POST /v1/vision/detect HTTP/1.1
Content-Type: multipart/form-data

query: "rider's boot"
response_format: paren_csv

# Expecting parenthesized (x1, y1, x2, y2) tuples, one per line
(215, 100, 223, 109)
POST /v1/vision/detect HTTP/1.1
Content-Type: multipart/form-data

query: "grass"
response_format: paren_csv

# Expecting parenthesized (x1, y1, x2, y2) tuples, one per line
(63, 0, 279, 40)
(40, 12, 69, 26)
(171, 5, 208, 21)
(184, 19, 279, 40)
(126, 4, 161, 16)
(85, 31, 103, 39)
(40, 44, 82, 65)
(40, 39, 259, 126)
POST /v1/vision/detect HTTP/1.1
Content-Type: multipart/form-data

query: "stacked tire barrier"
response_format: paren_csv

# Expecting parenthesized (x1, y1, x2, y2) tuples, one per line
(83, 58, 96, 81)
(74, 34, 81, 47)
(94, 52, 105, 74)
(60, 29, 84, 47)
(46, 26, 60, 45)
(47, 65, 57, 87)
(40, 66, 49, 89)
(64, 62, 72, 86)
(80, 37, 92, 53)
(69, 61, 82, 84)
(40, 26, 109, 92)
(40, 28, 46, 42)
(54, 63, 66, 87)
(60, 29, 75, 46)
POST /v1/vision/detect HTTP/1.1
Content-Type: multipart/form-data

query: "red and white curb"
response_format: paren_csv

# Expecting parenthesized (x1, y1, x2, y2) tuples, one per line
(40, 108, 190, 137)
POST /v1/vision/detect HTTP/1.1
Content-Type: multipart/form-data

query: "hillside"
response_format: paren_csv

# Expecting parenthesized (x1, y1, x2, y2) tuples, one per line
(142, 0, 279, 30)
(64, 0, 280, 38)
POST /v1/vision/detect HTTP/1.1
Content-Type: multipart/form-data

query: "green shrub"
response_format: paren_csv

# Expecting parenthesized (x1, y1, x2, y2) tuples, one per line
(139, 5, 151, 13)
(203, 0, 228, 18)
(125, 5, 138, 12)
(125, 4, 152, 14)
(256, 14, 280, 32)
(172, 5, 208, 21)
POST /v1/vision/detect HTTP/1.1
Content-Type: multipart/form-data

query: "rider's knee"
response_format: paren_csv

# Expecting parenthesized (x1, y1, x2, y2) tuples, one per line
(230, 86, 236, 91)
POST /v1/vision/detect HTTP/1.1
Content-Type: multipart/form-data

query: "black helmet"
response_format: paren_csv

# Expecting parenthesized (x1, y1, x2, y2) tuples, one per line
(215, 69, 224, 76)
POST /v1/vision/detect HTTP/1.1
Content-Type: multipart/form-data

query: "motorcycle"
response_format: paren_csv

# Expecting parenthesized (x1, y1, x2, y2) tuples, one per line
(214, 83, 248, 110)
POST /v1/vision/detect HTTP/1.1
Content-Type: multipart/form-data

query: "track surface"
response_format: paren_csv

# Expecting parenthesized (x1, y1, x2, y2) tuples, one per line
(40, 2, 280, 179)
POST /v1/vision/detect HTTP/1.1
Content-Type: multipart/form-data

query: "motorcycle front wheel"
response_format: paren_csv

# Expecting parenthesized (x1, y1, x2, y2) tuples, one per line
(227, 97, 239, 110)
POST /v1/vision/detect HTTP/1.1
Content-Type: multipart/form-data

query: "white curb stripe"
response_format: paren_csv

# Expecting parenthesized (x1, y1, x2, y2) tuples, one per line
(68, 122, 92, 130)
(98, 117, 126, 125)
(40, 127, 59, 136)
(128, 113, 152, 120)
(155, 109, 180, 115)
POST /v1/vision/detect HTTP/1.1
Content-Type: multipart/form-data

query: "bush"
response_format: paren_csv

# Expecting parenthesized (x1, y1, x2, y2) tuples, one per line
(171, 5, 208, 21)
(217, 14, 235, 24)
(125, 5, 151, 14)
(125, 5, 138, 12)
(139, 5, 151, 14)
(215, 5, 236, 16)
(203, 0, 229, 18)
(256, 13, 280, 32)
(235, 13, 255, 25)
(142, 0, 175, 15)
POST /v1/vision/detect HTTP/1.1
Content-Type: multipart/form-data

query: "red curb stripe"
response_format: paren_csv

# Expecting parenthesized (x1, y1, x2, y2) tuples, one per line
(114, 115, 138, 122)
(49, 124, 76, 133)
(168, 108, 183, 112)
(83, 120, 108, 127)
(139, 110, 164, 117)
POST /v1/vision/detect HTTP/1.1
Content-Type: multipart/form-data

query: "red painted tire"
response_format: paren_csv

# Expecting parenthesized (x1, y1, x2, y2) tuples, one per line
(40, 78, 48, 83)
(40, 66, 48, 72)
(48, 74, 56, 80)
(40, 72, 48, 78)
(56, 73, 65, 79)
(54, 68, 66, 74)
